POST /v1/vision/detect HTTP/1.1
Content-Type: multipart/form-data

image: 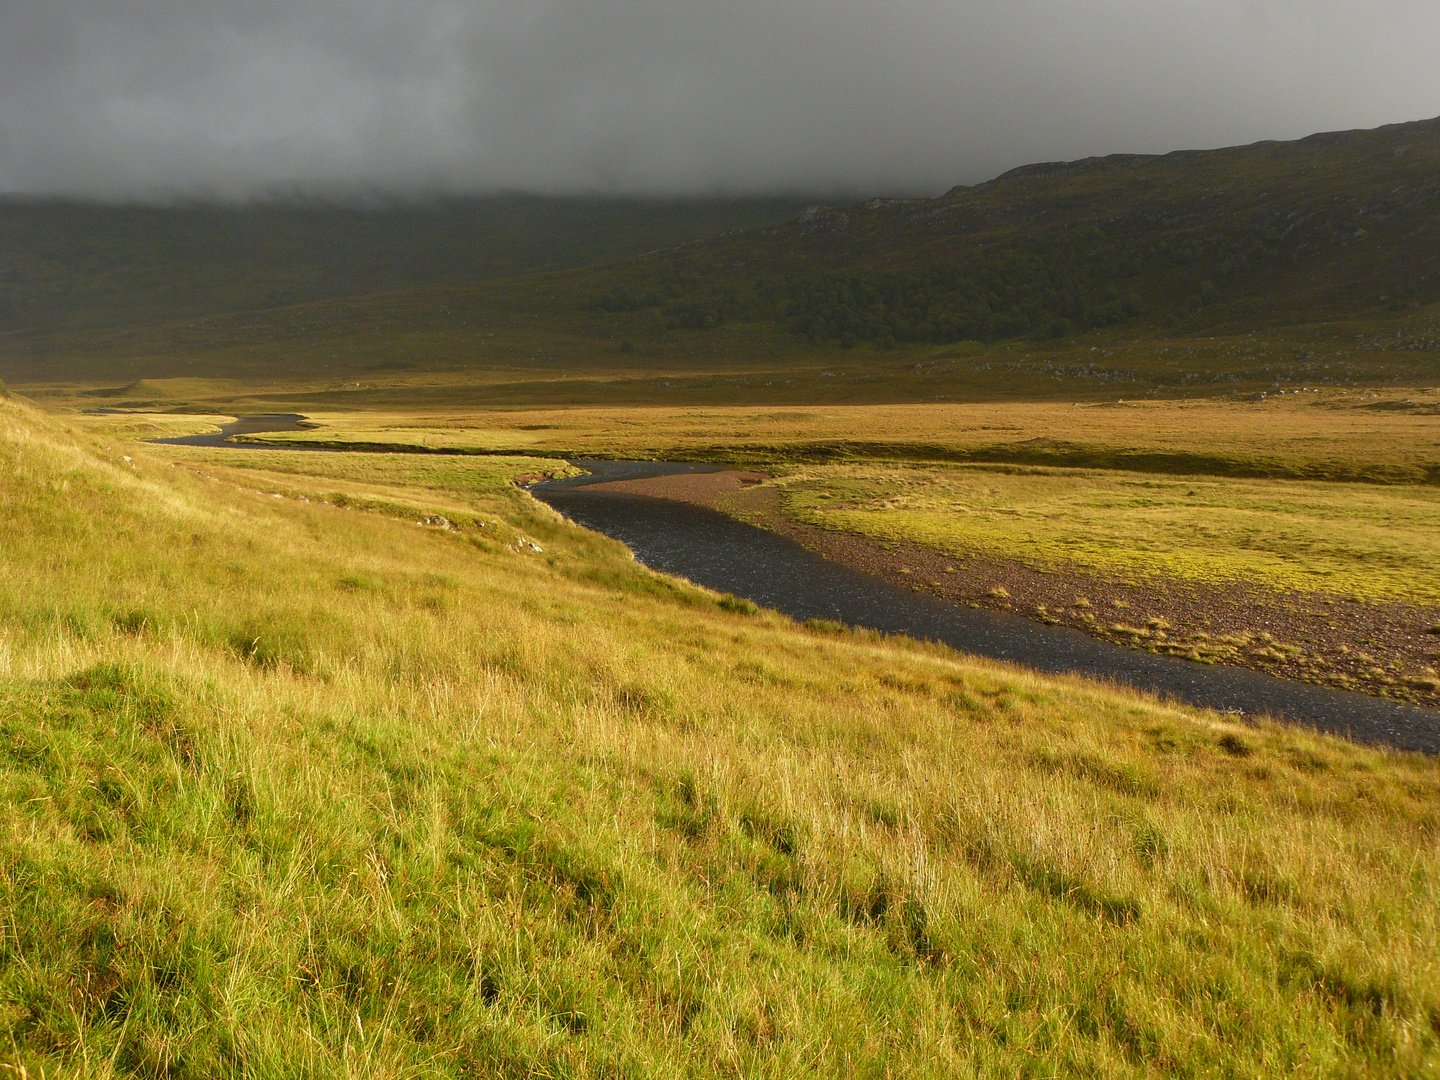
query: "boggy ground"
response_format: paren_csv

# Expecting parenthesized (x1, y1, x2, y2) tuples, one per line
(597, 473, 1440, 710)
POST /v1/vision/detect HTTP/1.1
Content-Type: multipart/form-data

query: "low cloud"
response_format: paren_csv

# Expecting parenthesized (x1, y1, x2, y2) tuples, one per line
(2, 0, 1438, 198)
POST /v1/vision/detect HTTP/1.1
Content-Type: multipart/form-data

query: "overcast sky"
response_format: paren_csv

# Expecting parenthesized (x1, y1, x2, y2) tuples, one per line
(2, 0, 1438, 199)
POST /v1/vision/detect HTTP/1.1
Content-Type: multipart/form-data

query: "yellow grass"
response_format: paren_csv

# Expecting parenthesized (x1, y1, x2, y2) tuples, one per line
(91, 390, 1440, 604)
(1, 397, 1438, 1076)
(769, 461, 1440, 604)
(200, 390, 1440, 485)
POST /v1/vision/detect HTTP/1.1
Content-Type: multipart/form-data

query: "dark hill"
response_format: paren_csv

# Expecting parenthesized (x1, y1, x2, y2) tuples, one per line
(606, 116, 1440, 344)
(6, 118, 1440, 394)
(0, 193, 815, 335)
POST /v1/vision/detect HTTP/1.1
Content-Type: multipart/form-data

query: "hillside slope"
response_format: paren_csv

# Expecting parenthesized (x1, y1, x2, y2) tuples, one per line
(0, 397, 1438, 1075)
(606, 116, 1440, 345)
(0, 193, 814, 335)
(12, 118, 1440, 395)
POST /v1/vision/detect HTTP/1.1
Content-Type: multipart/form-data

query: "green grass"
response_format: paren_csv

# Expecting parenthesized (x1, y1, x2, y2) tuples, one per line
(166, 443, 581, 517)
(2, 398, 1439, 1076)
(771, 460, 1440, 604)
(0, 194, 814, 335)
(170, 390, 1440, 486)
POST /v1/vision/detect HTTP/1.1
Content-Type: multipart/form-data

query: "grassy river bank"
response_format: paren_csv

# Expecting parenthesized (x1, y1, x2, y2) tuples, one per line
(143, 393, 1440, 708)
(0, 397, 1437, 1076)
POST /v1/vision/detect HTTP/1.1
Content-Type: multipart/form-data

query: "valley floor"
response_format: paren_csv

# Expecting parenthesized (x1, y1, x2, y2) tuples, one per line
(0, 394, 1433, 1077)
(149, 391, 1440, 711)
(635, 476, 1440, 711)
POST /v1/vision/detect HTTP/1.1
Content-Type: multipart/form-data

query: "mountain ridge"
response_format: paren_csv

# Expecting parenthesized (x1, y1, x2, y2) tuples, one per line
(6, 116, 1440, 393)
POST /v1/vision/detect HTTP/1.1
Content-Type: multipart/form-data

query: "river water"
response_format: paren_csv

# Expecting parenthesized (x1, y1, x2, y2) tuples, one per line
(152, 418, 1440, 752)
(536, 462, 1440, 753)
(156, 414, 313, 447)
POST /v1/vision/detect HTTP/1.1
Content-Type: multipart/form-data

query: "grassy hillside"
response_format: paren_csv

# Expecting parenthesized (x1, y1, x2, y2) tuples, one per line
(0, 193, 814, 335)
(2, 397, 1439, 1075)
(10, 286, 1440, 396)
(612, 116, 1440, 344)
(8, 118, 1440, 395)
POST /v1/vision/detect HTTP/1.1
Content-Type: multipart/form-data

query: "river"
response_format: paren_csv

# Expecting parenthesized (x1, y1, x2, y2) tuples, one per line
(155, 417, 1440, 752)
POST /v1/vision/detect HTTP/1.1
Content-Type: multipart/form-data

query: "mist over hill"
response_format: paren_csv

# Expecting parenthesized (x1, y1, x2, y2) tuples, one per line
(609, 117, 1440, 344)
(5, 118, 1440, 394)
(5, 0, 1437, 198)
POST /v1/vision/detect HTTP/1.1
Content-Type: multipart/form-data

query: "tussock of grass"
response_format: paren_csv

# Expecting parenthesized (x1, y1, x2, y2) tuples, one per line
(1, 398, 1438, 1076)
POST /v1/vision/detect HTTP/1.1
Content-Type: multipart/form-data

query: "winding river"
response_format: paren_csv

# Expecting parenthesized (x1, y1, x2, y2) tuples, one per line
(156, 417, 1440, 753)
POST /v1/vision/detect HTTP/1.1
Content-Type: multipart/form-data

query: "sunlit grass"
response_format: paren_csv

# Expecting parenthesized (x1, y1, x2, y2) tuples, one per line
(216, 389, 1440, 485)
(772, 460, 1440, 604)
(1, 398, 1438, 1076)
(135, 393, 1440, 606)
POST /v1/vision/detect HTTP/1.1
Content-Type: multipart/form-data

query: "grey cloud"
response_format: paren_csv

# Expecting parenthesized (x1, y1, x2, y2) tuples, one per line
(1, 0, 1437, 197)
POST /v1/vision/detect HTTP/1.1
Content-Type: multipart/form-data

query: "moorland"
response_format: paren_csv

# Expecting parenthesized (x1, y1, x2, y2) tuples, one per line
(2, 117, 1440, 1075)
(4, 395, 1440, 1077)
(71, 390, 1440, 708)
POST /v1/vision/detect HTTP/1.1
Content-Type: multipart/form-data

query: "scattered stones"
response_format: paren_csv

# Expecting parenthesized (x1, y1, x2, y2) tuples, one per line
(753, 513, 1440, 710)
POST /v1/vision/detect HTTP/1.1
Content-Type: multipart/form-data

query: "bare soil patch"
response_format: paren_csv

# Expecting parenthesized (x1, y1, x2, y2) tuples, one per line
(582, 469, 768, 506)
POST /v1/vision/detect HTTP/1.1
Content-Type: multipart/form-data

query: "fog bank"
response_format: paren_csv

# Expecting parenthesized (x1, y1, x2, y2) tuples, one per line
(2, 0, 1438, 198)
